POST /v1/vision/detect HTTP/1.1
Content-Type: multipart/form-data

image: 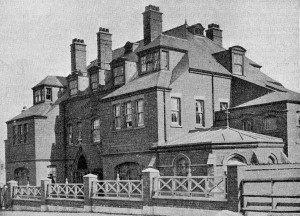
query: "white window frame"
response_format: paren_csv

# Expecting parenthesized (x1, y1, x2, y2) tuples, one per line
(125, 102, 132, 128)
(233, 53, 243, 75)
(46, 88, 52, 101)
(136, 99, 144, 127)
(195, 100, 205, 127)
(171, 97, 181, 125)
(114, 104, 121, 129)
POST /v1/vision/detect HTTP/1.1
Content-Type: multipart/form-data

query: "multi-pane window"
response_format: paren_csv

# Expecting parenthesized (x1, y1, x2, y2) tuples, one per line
(46, 88, 52, 100)
(141, 51, 160, 74)
(77, 122, 82, 142)
(171, 97, 181, 125)
(67, 124, 73, 145)
(34, 90, 42, 103)
(13, 126, 17, 145)
(220, 102, 228, 111)
(196, 100, 205, 127)
(243, 119, 253, 131)
(161, 51, 169, 70)
(114, 104, 121, 129)
(92, 119, 100, 142)
(125, 102, 132, 128)
(18, 125, 23, 143)
(23, 124, 28, 143)
(113, 66, 125, 86)
(70, 80, 78, 96)
(90, 73, 98, 90)
(136, 100, 144, 126)
(47, 165, 57, 183)
(264, 116, 277, 131)
(233, 54, 243, 75)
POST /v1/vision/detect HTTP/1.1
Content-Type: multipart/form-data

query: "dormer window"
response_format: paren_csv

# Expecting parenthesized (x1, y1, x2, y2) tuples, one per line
(90, 73, 99, 90)
(161, 51, 169, 70)
(34, 89, 42, 104)
(233, 53, 243, 75)
(69, 80, 78, 96)
(46, 88, 52, 101)
(141, 50, 159, 74)
(113, 66, 125, 86)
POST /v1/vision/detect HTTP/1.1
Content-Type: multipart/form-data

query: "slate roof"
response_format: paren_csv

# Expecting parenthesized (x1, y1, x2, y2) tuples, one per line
(7, 103, 52, 122)
(90, 23, 288, 99)
(32, 76, 67, 89)
(156, 126, 283, 148)
(234, 90, 300, 108)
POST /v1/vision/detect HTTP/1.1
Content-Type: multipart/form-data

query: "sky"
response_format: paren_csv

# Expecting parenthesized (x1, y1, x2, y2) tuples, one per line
(0, 0, 299, 163)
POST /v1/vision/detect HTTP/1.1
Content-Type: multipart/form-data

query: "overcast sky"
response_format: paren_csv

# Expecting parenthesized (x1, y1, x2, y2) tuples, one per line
(0, 0, 299, 162)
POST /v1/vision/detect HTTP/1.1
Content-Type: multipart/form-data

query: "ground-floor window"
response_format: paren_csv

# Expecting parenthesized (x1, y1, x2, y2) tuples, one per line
(14, 167, 29, 185)
(115, 162, 142, 180)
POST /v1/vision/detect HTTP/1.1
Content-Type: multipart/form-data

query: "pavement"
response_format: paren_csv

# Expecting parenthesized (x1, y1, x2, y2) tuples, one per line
(0, 211, 138, 216)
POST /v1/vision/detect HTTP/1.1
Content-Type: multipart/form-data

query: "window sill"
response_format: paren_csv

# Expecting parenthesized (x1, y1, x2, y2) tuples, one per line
(195, 125, 205, 129)
(171, 124, 182, 128)
(112, 126, 145, 132)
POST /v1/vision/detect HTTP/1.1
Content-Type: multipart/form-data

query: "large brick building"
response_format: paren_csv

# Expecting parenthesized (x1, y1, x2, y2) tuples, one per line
(6, 5, 298, 183)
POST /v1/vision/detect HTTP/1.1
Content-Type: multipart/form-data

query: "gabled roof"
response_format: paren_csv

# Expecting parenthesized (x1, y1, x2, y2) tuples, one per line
(234, 90, 300, 108)
(32, 76, 67, 89)
(7, 103, 52, 122)
(157, 126, 283, 148)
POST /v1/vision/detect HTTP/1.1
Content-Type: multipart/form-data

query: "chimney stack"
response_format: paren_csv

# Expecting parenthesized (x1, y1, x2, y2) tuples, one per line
(206, 23, 222, 46)
(143, 5, 162, 45)
(97, 27, 112, 70)
(70, 38, 87, 75)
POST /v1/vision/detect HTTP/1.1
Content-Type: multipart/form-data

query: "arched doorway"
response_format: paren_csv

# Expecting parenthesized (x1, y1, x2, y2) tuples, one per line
(14, 167, 29, 185)
(224, 154, 247, 173)
(115, 162, 142, 180)
(72, 155, 88, 183)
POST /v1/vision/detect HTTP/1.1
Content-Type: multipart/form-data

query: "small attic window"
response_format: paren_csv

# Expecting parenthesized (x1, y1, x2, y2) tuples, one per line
(233, 53, 243, 75)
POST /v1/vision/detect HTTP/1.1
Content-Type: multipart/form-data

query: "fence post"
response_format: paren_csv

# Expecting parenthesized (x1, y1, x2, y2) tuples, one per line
(6, 180, 17, 209)
(83, 173, 97, 212)
(227, 165, 240, 212)
(41, 178, 51, 212)
(142, 168, 159, 216)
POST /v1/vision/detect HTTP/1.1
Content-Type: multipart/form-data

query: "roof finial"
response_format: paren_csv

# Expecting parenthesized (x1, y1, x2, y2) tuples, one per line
(226, 109, 230, 128)
(185, 19, 187, 25)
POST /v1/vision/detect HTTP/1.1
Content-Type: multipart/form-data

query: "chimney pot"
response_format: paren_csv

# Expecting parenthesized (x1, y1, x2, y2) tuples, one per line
(70, 38, 87, 74)
(97, 27, 112, 70)
(206, 23, 222, 46)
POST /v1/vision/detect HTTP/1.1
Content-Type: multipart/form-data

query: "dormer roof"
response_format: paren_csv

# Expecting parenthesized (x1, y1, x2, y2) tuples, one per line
(32, 76, 67, 89)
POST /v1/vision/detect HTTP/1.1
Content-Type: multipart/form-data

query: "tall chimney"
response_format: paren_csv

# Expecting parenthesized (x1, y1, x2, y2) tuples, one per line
(70, 38, 87, 75)
(97, 27, 112, 70)
(143, 5, 162, 45)
(206, 23, 222, 46)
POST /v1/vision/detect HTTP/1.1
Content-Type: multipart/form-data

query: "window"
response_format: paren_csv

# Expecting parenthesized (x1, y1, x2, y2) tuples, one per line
(140, 50, 160, 74)
(136, 100, 144, 126)
(69, 80, 78, 96)
(47, 165, 57, 183)
(12, 126, 17, 145)
(297, 113, 300, 126)
(18, 125, 23, 143)
(125, 102, 132, 128)
(46, 88, 52, 100)
(92, 119, 100, 142)
(23, 124, 28, 143)
(67, 124, 73, 145)
(77, 122, 82, 142)
(34, 89, 42, 103)
(113, 66, 125, 86)
(264, 116, 277, 131)
(161, 51, 169, 70)
(243, 119, 253, 131)
(90, 73, 98, 90)
(114, 104, 121, 129)
(233, 53, 243, 75)
(174, 157, 190, 176)
(171, 97, 181, 125)
(195, 100, 205, 127)
(220, 102, 228, 111)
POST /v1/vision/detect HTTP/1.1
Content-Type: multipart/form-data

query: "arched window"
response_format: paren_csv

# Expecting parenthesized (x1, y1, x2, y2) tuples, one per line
(72, 155, 88, 183)
(173, 154, 191, 176)
(115, 162, 142, 180)
(14, 167, 29, 185)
